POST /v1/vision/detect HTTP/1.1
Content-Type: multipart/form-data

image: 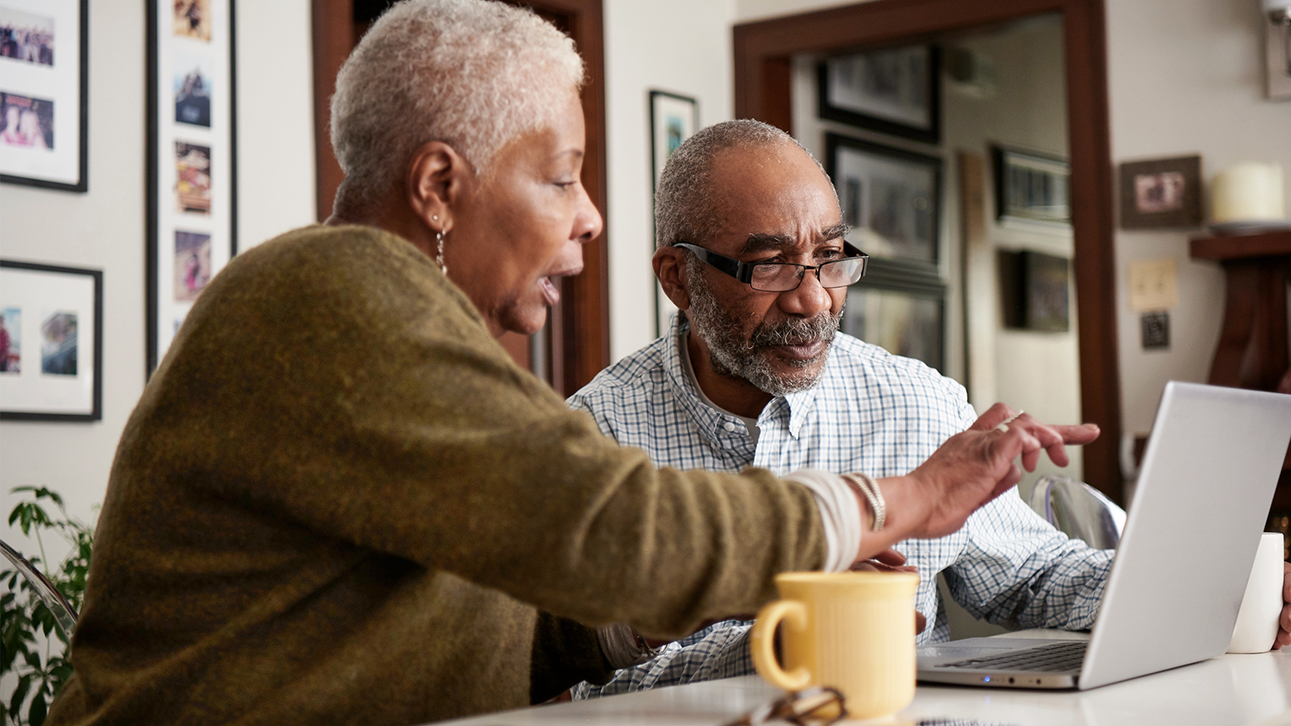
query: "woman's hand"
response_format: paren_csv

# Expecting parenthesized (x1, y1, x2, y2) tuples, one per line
(868, 404, 1100, 547)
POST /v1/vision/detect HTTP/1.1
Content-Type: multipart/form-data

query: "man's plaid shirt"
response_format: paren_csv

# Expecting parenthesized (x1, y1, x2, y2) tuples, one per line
(566, 314, 1113, 698)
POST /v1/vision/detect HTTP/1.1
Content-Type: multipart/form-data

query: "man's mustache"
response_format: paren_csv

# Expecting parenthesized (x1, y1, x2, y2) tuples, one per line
(749, 311, 840, 350)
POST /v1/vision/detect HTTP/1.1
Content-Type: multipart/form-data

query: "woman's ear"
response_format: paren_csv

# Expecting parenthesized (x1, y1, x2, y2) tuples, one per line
(406, 141, 472, 233)
(653, 246, 691, 311)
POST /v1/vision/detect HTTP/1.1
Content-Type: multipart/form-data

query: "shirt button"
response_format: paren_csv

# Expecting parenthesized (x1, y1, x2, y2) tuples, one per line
(723, 422, 736, 432)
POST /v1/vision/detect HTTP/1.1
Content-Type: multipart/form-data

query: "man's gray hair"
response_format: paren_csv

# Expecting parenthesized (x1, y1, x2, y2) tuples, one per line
(654, 119, 835, 249)
(330, 0, 584, 215)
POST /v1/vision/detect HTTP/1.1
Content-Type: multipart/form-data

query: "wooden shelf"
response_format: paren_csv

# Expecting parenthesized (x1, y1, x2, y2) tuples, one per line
(1190, 229, 1291, 262)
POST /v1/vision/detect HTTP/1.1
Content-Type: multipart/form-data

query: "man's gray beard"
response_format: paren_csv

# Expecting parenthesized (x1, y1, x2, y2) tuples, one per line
(684, 261, 841, 397)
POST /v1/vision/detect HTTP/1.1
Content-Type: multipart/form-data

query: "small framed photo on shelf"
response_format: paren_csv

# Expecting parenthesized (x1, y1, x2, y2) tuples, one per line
(0, 259, 102, 421)
(818, 45, 941, 144)
(0, 0, 88, 192)
(992, 146, 1070, 225)
(147, 0, 237, 376)
(649, 89, 698, 336)
(998, 249, 1070, 332)
(825, 133, 942, 266)
(1117, 155, 1202, 229)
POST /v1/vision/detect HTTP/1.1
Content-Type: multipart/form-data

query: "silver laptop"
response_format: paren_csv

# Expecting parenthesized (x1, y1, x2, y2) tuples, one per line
(917, 381, 1291, 690)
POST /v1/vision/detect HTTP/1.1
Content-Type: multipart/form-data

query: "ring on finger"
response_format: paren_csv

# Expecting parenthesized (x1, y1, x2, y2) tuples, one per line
(995, 410, 1025, 433)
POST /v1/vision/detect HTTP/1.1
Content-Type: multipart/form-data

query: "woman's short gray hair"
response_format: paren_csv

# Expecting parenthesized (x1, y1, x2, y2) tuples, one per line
(330, 0, 584, 214)
(654, 119, 834, 248)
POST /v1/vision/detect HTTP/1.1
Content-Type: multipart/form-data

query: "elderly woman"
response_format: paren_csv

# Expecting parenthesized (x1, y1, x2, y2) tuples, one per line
(47, 1, 1091, 725)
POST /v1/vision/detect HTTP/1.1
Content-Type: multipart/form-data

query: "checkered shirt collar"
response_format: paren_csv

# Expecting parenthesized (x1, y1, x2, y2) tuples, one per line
(662, 312, 824, 444)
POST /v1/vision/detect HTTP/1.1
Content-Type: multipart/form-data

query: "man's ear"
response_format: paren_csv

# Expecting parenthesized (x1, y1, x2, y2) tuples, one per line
(653, 246, 691, 311)
(406, 141, 472, 234)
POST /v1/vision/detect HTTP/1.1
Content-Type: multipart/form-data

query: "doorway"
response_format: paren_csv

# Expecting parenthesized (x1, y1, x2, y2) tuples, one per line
(311, 0, 610, 396)
(733, 0, 1122, 502)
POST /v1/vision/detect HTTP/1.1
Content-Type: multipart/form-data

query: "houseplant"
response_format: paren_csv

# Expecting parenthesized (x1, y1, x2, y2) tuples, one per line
(2, 487, 94, 726)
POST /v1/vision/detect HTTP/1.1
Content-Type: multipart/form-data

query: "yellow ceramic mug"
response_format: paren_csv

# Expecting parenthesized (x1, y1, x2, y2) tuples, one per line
(751, 571, 919, 721)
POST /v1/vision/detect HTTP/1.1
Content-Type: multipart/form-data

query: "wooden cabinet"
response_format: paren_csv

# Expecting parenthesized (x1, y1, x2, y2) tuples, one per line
(1190, 230, 1291, 523)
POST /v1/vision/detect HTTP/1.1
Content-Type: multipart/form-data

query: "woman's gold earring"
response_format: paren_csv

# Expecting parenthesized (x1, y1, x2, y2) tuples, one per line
(435, 229, 447, 275)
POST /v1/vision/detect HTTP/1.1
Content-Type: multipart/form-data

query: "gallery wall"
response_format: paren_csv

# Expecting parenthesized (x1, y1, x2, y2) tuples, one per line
(0, 0, 315, 554)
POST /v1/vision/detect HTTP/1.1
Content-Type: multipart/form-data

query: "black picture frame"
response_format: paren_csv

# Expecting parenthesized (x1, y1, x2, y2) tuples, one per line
(648, 89, 699, 337)
(992, 145, 1071, 225)
(146, 0, 238, 376)
(0, 0, 89, 192)
(843, 274, 947, 373)
(818, 45, 941, 144)
(0, 259, 102, 421)
(649, 89, 698, 195)
(825, 132, 942, 267)
(998, 249, 1070, 332)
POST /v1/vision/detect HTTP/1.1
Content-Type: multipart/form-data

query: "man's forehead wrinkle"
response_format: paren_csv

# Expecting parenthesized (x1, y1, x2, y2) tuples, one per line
(737, 224, 848, 255)
(740, 233, 795, 255)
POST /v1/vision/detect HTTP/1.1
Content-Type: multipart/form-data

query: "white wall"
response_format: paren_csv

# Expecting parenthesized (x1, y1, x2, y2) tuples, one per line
(1108, 0, 1291, 438)
(603, 0, 736, 361)
(0, 0, 315, 557)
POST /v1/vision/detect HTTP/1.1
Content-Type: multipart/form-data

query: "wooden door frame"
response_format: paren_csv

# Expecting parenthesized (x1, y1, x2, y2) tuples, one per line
(311, 0, 610, 396)
(734, 0, 1123, 501)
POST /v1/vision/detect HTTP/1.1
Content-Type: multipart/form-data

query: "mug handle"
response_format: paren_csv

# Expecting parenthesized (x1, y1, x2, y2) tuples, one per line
(750, 599, 812, 691)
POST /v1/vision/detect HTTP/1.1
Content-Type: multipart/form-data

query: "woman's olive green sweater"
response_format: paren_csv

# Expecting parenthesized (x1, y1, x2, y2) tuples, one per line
(47, 225, 827, 726)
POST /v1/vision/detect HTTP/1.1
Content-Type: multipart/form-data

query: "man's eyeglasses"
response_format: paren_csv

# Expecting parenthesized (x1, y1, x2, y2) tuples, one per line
(722, 686, 848, 726)
(673, 242, 868, 292)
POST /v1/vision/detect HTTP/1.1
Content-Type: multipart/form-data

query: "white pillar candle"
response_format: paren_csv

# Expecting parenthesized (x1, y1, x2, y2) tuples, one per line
(1211, 162, 1286, 223)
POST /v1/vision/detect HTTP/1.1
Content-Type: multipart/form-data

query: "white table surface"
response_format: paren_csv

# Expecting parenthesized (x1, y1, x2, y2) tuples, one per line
(434, 632, 1291, 726)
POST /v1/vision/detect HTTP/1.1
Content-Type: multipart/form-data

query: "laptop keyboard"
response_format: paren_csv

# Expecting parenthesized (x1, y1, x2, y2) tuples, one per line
(941, 640, 1088, 672)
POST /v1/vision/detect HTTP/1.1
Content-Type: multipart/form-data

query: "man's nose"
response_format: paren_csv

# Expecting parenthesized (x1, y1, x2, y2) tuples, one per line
(777, 267, 833, 317)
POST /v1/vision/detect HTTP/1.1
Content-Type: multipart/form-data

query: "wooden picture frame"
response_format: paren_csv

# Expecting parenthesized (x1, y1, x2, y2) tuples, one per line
(0, 259, 102, 421)
(147, 0, 237, 376)
(0, 0, 88, 192)
(649, 89, 698, 336)
(818, 45, 941, 144)
(826, 133, 942, 267)
(992, 145, 1071, 226)
(1117, 155, 1202, 229)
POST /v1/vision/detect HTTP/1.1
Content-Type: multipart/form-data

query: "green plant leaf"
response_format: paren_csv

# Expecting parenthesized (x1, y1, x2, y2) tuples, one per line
(28, 688, 48, 726)
(9, 674, 31, 718)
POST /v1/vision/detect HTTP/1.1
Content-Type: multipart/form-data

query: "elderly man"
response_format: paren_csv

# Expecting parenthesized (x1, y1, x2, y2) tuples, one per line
(567, 119, 1121, 696)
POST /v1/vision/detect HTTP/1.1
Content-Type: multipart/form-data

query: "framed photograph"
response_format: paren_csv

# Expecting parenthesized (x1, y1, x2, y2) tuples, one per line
(0, 0, 88, 191)
(649, 90, 698, 192)
(0, 260, 102, 421)
(649, 90, 698, 335)
(147, 0, 236, 375)
(1118, 155, 1202, 229)
(843, 283, 945, 373)
(818, 45, 940, 144)
(998, 249, 1070, 332)
(992, 145, 1070, 225)
(826, 133, 942, 266)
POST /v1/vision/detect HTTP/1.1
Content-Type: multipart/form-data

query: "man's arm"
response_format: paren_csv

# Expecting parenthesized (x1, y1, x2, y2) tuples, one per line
(943, 492, 1114, 631)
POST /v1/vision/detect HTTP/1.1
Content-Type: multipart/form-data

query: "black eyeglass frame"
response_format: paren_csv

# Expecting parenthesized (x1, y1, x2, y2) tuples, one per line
(672, 241, 869, 291)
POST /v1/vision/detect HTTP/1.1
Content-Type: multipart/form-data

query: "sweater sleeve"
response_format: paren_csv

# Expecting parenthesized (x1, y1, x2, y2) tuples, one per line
(131, 225, 827, 639)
